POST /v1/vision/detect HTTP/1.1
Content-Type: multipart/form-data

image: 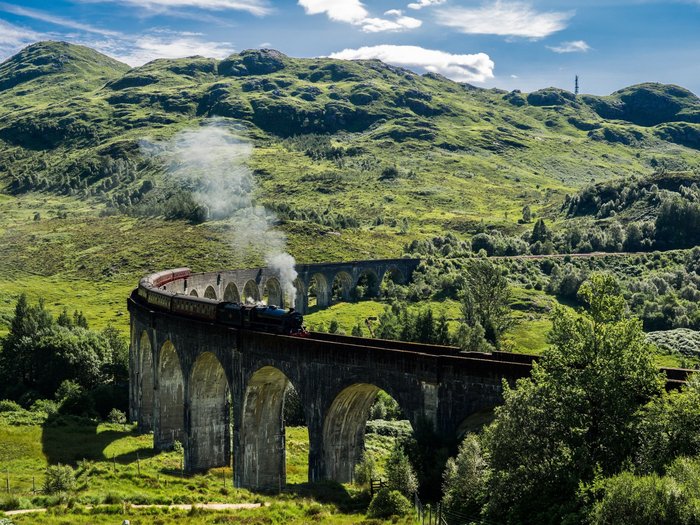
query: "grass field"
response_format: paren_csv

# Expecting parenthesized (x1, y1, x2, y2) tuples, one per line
(0, 415, 403, 524)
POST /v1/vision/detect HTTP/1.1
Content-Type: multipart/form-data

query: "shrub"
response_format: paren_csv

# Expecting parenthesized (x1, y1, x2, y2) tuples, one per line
(43, 464, 77, 494)
(0, 400, 21, 413)
(385, 444, 418, 497)
(367, 488, 413, 519)
(353, 452, 376, 487)
(30, 399, 58, 415)
(0, 495, 21, 511)
(107, 408, 126, 424)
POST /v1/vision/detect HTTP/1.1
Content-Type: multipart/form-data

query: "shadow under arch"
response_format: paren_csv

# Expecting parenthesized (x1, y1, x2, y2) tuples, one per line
(308, 273, 330, 309)
(224, 282, 241, 302)
(188, 351, 230, 471)
(139, 331, 154, 432)
(323, 383, 409, 483)
(204, 285, 217, 300)
(240, 365, 304, 491)
(353, 269, 380, 300)
(243, 280, 261, 303)
(331, 271, 353, 303)
(189, 289, 199, 297)
(156, 341, 184, 450)
(263, 277, 283, 307)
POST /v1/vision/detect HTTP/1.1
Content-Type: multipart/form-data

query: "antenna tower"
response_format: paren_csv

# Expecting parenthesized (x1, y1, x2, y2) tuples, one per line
(575, 75, 579, 96)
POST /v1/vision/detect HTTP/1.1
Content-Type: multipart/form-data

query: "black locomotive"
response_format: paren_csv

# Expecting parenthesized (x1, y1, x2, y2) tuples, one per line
(217, 302, 308, 336)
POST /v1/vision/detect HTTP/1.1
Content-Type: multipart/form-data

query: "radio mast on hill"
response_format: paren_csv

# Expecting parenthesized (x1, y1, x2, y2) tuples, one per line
(575, 75, 580, 95)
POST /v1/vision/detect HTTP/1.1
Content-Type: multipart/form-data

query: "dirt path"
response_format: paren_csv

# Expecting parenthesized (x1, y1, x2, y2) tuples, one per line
(3, 502, 267, 517)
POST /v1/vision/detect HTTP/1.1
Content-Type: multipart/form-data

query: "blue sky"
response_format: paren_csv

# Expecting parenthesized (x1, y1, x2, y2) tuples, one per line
(0, 0, 698, 95)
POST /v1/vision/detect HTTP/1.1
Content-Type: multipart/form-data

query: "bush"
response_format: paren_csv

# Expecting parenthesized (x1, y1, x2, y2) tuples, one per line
(385, 444, 418, 497)
(367, 488, 413, 519)
(43, 464, 77, 494)
(0, 495, 21, 511)
(0, 400, 22, 413)
(590, 471, 697, 525)
(353, 452, 376, 486)
(107, 408, 126, 424)
(30, 399, 58, 415)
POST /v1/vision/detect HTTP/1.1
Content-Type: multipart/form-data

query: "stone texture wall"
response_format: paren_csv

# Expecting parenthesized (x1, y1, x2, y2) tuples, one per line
(128, 294, 530, 490)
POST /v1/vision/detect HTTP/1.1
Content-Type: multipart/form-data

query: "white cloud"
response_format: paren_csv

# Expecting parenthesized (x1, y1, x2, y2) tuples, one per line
(328, 44, 494, 83)
(100, 35, 235, 65)
(298, 0, 367, 23)
(298, 0, 421, 32)
(80, 0, 271, 16)
(0, 2, 121, 36)
(547, 40, 590, 53)
(0, 18, 45, 60)
(407, 0, 445, 10)
(435, 1, 572, 38)
(361, 11, 422, 32)
(0, 18, 42, 47)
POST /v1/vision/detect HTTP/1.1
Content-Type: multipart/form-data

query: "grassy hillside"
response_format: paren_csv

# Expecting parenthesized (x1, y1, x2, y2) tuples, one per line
(0, 41, 699, 337)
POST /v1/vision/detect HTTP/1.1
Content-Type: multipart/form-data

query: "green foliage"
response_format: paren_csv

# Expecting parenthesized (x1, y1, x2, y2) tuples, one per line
(441, 434, 488, 520)
(635, 375, 700, 473)
(366, 488, 413, 519)
(43, 464, 77, 494)
(369, 390, 402, 421)
(483, 274, 664, 524)
(353, 451, 376, 487)
(384, 443, 418, 498)
(589, 469, 700, 525)
(107, 408, 126, 424)
(0, 296, 128, 415)
(460, 260, 514, 347)
(0, 399, 21, 412)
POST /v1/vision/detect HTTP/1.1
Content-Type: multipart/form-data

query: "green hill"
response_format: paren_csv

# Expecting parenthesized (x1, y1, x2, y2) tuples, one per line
(0, 41, 699, 331)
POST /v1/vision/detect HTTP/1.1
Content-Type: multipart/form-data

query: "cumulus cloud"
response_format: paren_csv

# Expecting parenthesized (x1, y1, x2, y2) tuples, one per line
(407, 0, 445, 10)
(298, 0, 367, 23)
(79, 0, 271, 16)
(435, 0, 572, 38)
(298, 0, 421, 32)
(361, 10, 422, 32)
(547, 40, 590, 53)
(329, 44, 494, 83)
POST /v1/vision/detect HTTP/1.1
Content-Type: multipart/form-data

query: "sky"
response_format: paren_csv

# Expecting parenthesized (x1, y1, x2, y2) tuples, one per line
(0, 0, 698, 95)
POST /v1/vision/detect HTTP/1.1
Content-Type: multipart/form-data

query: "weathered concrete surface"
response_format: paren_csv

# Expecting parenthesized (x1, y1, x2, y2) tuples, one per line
(129, 296, 530, 491)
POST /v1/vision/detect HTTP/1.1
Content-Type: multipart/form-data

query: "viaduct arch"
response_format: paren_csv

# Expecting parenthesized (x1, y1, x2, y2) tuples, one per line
(129, 260, 692, 491)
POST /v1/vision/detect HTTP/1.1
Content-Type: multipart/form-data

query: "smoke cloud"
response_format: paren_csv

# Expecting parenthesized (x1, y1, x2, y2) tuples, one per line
(141, 120, 298, 306)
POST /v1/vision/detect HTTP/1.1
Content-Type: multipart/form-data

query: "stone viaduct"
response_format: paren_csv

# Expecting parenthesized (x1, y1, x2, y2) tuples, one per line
(174, 258, 420, 314)
(129, 259, 691, 492)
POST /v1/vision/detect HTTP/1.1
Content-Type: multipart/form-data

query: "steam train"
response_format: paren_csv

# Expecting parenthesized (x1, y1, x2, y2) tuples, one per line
(136, 268, 308, 337)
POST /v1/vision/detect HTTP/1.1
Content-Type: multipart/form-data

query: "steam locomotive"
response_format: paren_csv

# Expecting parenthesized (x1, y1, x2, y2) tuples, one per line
(136, 268, 308, 337)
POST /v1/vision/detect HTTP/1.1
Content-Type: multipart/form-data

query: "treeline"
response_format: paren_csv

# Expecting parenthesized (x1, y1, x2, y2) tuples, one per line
(0, 295, 128, 419)
(436, 275, 700, 524)
(401, 235, 700, 338)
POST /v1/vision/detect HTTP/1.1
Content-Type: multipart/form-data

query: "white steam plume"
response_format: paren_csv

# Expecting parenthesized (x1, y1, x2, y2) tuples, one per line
(141, 120, 298, 306)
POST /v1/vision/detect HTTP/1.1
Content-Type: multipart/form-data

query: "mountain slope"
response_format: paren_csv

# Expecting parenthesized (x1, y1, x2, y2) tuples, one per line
(0, 41, 130, 115)
(0, 42, 699, 259)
